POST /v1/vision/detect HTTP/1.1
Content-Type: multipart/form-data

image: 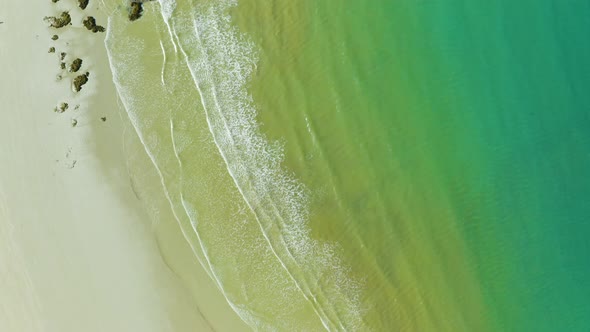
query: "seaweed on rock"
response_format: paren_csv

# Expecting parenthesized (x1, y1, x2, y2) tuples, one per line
(78, 0, 89, 10)
(83, 16, 105, 33)
(44, 12, 71, 28)
(73, 72, 90, 92)
(54, 102, 68, 113)
(69, 58, 82, 73)
(128, 2, 143, 21)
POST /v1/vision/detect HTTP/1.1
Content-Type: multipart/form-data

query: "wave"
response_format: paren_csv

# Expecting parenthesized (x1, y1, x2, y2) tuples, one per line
(167, 0, 364, 329)
(104, 0, 365, 329)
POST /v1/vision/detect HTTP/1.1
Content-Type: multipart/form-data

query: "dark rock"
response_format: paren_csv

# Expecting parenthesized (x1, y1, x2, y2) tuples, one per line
(128, 2, 143, 21)
(83, 16, 105, 33)
(82, 16, 95, 29)
(69, 58, 83, 72)
(51, 34, 59, 40)
(78, 0, 89, 10)
(48, 47, 56, 53)
(55, 102, 69, 113)
(44, 12, 71, 28)
(73, 72, 90, 92)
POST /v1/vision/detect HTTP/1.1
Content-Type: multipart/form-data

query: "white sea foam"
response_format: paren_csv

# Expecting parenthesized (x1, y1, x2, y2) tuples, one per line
(105, 0, 366, 329)
(158, 0, 178, 54)
(103, 19, 217, 281)
(166, 0, 366, 329)
(105, 12, 297, 330)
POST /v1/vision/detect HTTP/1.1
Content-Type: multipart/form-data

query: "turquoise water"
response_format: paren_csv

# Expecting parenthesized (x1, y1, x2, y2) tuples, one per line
(103, 0, 590, 330)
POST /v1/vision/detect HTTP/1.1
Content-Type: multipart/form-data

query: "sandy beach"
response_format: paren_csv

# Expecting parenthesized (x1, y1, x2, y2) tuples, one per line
(0, 1, 248, 331)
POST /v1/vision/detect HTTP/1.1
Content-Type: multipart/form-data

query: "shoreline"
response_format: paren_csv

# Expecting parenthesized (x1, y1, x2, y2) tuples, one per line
(0, 1, 247, 330)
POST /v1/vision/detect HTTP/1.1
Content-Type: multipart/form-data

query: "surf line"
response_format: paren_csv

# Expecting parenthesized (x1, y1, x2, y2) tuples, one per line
(169, 2, 359, 330)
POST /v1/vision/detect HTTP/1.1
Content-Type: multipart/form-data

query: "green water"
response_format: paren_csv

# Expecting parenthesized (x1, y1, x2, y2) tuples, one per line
(103, 0, 590, 330)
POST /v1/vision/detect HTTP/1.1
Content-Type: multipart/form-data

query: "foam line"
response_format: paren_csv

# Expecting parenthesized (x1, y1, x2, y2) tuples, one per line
(104, 0, 365, 329)
(168, 1, 364, 329)
(104, 18, 216, 283)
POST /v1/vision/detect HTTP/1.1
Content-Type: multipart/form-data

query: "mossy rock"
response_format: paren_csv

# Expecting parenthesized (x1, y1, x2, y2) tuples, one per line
(128, 2, 144, 21)
(60, 52, 66, 61)
(51, 34, 59, 40)
(78, 0, 89, 10)
(55, 102, 69, 113)
(48, 47, 56, 53)
(83, 16, 105, 33)
(73, 72, 90, 92)
(44, 12, 71, 28)
(69, 58, 83, 73)
(82, 16, 95, 30)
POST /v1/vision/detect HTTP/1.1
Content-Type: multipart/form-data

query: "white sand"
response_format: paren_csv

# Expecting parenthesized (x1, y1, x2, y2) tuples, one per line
(0, 1, 248, 331)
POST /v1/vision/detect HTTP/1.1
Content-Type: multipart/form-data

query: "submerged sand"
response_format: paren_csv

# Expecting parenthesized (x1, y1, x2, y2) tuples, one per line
(0, 1, 248, 331)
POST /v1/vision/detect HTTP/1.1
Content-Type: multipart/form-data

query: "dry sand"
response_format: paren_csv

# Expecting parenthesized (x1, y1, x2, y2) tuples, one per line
(0, 1, 248, 331)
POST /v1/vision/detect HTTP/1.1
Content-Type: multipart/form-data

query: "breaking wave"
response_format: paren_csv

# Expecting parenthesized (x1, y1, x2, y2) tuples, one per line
(104, 0, 366, 329)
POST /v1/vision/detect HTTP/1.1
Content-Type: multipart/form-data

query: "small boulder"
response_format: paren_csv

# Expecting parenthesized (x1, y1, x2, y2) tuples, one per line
(69, 58, 83, 72)
(55, 102, 69, 113)
(78, 0, 89, 10)
(129, 2, 144, 21)
(83, 16, 105, 33)
(73, 72, 90, 92)
(44, 12, 71, 28)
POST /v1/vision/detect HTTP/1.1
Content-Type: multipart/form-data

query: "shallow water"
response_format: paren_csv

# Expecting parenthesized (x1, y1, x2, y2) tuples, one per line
(103, 0, 590, 330)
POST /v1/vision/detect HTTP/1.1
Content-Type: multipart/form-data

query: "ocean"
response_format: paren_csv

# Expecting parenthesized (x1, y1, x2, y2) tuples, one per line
(102, 0, 590, 330)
